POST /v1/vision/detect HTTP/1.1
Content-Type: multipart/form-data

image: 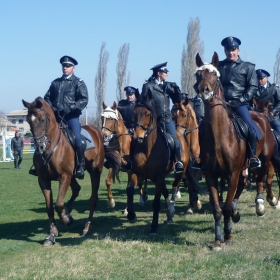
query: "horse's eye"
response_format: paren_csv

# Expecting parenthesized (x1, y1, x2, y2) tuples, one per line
(40, 118, 44, 123)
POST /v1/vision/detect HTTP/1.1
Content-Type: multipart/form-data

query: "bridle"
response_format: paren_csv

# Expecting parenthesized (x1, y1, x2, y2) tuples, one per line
(29, 107, 61, 166)
(172, 105, 198, 135)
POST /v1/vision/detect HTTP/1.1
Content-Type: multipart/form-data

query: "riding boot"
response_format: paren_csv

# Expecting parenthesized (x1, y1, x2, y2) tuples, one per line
(75, 145, 85, 179)
(248, 131, 261, 170)
(174, 146, 184, 174)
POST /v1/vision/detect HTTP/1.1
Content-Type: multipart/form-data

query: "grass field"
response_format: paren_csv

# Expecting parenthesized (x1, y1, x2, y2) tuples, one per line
(1, 154, 280, 279)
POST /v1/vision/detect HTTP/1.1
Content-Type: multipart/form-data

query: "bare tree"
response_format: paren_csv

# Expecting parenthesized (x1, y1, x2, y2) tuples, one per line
(116, 43, 130, 101)
(95, 42, 109, 130)
(80, 107, 97, 126)
(274, 47, 280, 85)
(181, 17, 204, 98)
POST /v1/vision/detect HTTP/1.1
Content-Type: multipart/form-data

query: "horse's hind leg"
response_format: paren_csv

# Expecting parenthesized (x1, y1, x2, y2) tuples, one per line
(83, 169, 101, 236)
(105, 168, 115, 208)
(266, 162, 277, 207)
(39, 178, 58, 246)
(65, 178, 82, 215)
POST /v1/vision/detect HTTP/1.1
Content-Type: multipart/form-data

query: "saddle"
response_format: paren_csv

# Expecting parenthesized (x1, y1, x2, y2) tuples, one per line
(231, 114, 249, 142)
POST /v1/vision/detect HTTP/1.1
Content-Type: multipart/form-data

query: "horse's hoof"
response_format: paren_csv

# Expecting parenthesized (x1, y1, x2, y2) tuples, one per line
(108, 199, 116, 208)
(127, 212, 137, 223)
(232, 212, 241, 223)
(186, 208, 193, 215)
(175, 191, 181, 199)
(256, 199, 265, 216)
(269, 197, 277, 207)
(43, 235, 55, 246)
(138, 196, 145, 206)
(211, 240, 222, 252)
(164, 218, 174, 224)
(274, 202, 280, 210)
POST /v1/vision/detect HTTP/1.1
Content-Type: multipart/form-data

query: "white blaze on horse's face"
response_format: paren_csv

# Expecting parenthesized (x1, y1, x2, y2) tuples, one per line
(31, 114, 36, 122)
(101, 107, 118, 145)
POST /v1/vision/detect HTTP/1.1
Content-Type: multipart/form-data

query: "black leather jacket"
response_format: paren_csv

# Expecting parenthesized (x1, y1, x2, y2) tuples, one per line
(256, 82, 280, 119)
(141, 78, 181, 122)
(11, 136, 23, 151)
(218, 57, 258, 104)
(44, 74, 88, 117)
(117, 99, 136, 129)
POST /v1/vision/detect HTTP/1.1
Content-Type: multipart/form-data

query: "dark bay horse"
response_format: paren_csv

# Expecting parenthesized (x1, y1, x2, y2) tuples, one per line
(195, 52, 275, 250)
(22, 97, 105, 246)
(126, 91, 185, 235)
(254, 97, 280, 208)
(101, 101, 148, 208)
(171, 96, 202, 214)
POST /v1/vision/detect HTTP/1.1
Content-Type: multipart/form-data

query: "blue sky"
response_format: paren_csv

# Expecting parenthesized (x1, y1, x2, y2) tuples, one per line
(1, 0, 280, 114)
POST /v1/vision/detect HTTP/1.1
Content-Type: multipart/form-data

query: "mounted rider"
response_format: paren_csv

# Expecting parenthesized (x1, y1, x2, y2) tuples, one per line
(218, 36, 261, 170)
(141, 62, 184, 174)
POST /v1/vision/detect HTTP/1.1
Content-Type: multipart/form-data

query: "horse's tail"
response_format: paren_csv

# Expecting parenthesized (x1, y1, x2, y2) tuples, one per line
(104, 145, 121, 183)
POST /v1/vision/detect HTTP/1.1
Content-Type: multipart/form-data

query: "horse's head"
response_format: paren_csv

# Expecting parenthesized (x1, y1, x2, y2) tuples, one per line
(194, 52, 221, 102)
(101, 101, 120, 145)
(22, 97, 54, 154)
(133, 91, 156, 143)
(172, 95, 189, 127)
(253, 93, 273, 117)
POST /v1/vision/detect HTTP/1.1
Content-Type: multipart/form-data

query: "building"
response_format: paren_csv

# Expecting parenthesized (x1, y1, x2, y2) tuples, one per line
(0, 117, 17, 140)
(6, 109, 30, 134)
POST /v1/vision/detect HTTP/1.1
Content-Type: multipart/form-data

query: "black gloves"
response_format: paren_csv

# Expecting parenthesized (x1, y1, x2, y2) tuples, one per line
(229, 99, 242, 110)
(59, 106, 71, 116)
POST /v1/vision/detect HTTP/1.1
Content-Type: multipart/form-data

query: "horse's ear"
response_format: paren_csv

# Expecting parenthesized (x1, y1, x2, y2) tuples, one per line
(22, 99, 31, 109)
(212, 52, 219, 68)
(196, 53, 204, 67)
(35, 99, 43, 109)
(135, 88, 140, 99)
(103, 102, 107, 109)
(113, 101, 117, 110)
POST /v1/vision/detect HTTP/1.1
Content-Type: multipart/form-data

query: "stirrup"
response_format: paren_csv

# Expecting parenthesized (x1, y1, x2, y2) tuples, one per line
(175, 161, 184, 174)
(75, 166, 85, 179)
(249, 156, 261, 170)
(29, 168, 38, 176)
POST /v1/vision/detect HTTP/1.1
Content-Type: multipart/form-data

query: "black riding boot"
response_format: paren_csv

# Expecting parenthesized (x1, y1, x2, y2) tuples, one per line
(18, 157, 22, 169)
(75, 145, 85, 179)
(248, 131, 261, 169)
(174, 146, 184, 174)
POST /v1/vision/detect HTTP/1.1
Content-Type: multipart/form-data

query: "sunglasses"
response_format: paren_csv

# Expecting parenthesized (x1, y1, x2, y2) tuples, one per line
(62, 63, 74, 68)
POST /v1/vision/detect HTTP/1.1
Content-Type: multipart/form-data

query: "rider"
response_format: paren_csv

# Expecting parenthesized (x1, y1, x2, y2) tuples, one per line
(118, 86, 137, 135)
(218, 36, 261, 169)
(29, 55, 88, 179)
(141, 62, 184, 174)
(255, 69, 280, 133)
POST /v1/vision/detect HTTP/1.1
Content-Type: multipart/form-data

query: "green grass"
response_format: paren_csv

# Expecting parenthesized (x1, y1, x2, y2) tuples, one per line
(1, 154, 280, 279)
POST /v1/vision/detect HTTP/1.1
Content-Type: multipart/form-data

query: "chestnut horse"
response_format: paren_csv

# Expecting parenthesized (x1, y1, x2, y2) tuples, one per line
(101, 101, 148, 208)
(254, 97, 280, 208)
(171, 96, 202, 214)
(195, 52, 275, 250)
(126, 91, 186, 235)
(22, 97, 105, 246)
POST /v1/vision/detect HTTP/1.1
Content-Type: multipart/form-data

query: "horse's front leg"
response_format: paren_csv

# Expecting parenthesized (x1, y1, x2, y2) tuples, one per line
(38, 178, 58, 246)
(65, 177, 82, 215)
(254, 170, 266, 216)
(161, 179, 175, 223)
(105, 168, 115, 208)
(126, 173, 138, 222)
(55, 174, 72, 225)
(266, 162, 277, 207)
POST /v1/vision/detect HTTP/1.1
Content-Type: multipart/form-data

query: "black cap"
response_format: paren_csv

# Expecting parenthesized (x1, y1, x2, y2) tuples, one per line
(60, 55, 78, 66)
(256, 69, 270, 79)
(124, 86, 137, 95)
(221, 36, 241, 50)
(150, 62, 169, 73)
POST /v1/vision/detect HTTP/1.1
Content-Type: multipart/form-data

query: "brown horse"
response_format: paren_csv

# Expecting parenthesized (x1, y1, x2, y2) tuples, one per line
(195, 52, 275, 250)
(22, 97, 105, 246)
(171, 96, 202, 214)
(126, 91, 186, 235)
(254, 97, 280, 208)
(101, 101, 148, 208)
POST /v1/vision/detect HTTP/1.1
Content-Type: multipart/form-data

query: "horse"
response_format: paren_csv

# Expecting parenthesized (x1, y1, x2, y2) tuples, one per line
(22, 97, 105, 246)
(195, 52, 275, 250)
(126, 90, 188, 235)
(101, 101, 148, 208)
(171, 96, 203, 214)
(254, 97, 280, 209)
